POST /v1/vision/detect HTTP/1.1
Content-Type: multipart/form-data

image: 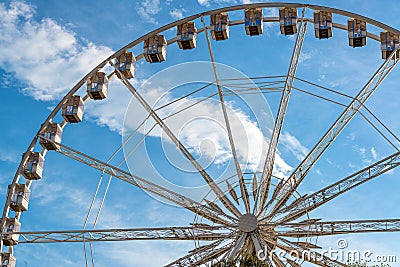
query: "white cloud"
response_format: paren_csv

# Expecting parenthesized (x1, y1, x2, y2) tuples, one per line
(169, 8, 184, 20)
(0, 1, 113, 101)
(371, 147, 378, 160)
(137, 0, 162, 25)
(197, 0, 240, 7)
(280, 131, 309, 161)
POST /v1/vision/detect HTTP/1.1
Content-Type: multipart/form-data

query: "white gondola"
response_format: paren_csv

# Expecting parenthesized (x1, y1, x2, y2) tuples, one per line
(177, 22, 197, 50)
(314, 11, 332, 39)
(245, 8, 263, 36)
(2, 218, 21, 246)
(116, 51, 135, 79)
(21, 152, 44, 180)
(9, 184, 30, 212)
(87, 72, 108, 100)
(210, 13, 230, 41)
(280, 7, 297, 35)
(348, 18, 367, 47)
(144, 35, 167, 63)
(380, 31, 400, 59)
(39, 123, 62, 150)
(62, 95, 84, 123)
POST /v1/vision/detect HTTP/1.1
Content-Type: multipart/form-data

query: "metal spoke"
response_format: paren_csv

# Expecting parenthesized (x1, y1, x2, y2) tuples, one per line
(271, 252, 287, 267)
(165, 240, 234, 267)
(164, 239, 224, 267)
(276, 238, 346, 267)
(227, 233, 247, 260)
(41, 137, 236, 225)
(274, 151, 400, 223)
(8, 226, 230, 244)
(258, 8, 308, 213)
(112, 62, 242, 218)
(269, 48, 400, 215)
(277, 219, 400, 238)
(202, 17, 251, 213)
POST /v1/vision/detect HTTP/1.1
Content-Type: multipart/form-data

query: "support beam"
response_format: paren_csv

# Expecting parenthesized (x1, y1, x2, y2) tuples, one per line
(276, 238, 346, 267)
(258, 8, 308, 212)
(269, 48, 400, 215)
(6, 226, 230, 244)
(202, 17, 251, 213)
(112, 62, 242, 219)
(227, 234, 247, 260)
(41, 137, 236, 226)
(277, 219, 400, 238)
(165, 241, 234, 267)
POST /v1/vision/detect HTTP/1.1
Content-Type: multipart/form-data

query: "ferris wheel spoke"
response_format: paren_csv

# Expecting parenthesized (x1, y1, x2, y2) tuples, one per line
(165, 239, 234, 267)
(112, 62, 242, 219)
(42, 137, 236, 225)
(201, 17, 251, 213)
(273, 151, 400, 222)
(9, 226, 230, 244)
(258, 9, 308, 213)
(276, 219, 400, 238)
(276, 238, 346, 267)
(269, 48, 400, 215)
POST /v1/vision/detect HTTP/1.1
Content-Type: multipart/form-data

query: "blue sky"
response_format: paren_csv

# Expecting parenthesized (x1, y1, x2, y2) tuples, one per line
(0, 0, 400, 266)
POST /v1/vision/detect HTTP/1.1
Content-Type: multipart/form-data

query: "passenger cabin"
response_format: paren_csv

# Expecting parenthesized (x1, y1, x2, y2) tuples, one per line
(280, 7, 297, 35)
(177, 22, 197, 50)
(380, 32, 400, 59)
(245, 8, 263, 36)
(0, 253, 16, 267)
(210, 13, 230, 41)
(144, 35, 167, 63)
(87, 72, 108, 100)
(21, 152, 44, 180)
(39, 123, 62, 150)
(2, 218, 21, 246)
(62, 95, 84, 123)
(348, 19, 367, 47)
(9, 184, 30, 212)
(116, 52, 135, 79)
(314, 11, 332, 39)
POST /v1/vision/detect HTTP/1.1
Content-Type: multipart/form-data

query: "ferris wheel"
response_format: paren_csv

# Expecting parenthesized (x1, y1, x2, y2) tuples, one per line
(2, 2, 400, 266)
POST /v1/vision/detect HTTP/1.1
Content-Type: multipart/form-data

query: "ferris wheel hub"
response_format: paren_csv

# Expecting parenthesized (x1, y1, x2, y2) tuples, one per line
(238, 213, 258, 233)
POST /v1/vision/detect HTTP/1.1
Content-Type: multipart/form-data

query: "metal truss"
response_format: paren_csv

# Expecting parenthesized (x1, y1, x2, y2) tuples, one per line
(112, 62, 242, 219)
(5, 226, 230, 244)
(4, 3, 400, 267)
(258, 7, 308, 213)
(40, 137, 236, 226)
(269, 48, 400, 215)
(276, 219, 400, 237)
(202, 16, 251, 214)
(275, 238, 346, 267)
(275, 151, 400, 222)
